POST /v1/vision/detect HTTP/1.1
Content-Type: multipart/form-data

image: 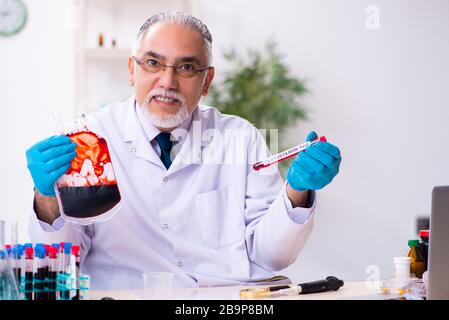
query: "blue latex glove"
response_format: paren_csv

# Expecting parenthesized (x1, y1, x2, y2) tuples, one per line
(26, 135, 77, 196)
(286, 131, 341, 191)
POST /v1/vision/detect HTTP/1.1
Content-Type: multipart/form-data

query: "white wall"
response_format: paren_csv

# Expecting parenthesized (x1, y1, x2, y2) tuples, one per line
(1, 0, 448, 283)
(0, 0, 76, 243)
(197, 0, 449, 282)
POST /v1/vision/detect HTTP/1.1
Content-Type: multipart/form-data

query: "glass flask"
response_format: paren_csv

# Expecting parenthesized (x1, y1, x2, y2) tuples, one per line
(0, 220, 20, 300)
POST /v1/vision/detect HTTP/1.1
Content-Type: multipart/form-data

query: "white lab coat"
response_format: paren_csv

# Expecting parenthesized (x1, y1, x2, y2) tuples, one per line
(29, 96, 315, 289)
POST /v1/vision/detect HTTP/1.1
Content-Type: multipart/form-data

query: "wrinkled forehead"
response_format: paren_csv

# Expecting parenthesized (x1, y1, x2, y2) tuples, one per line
(138, 22, 208, 63)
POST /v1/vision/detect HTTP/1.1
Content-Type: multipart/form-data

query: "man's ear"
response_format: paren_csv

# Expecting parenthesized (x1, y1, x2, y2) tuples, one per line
(128, 56, 135, 86)
(201, 67, 215, 96)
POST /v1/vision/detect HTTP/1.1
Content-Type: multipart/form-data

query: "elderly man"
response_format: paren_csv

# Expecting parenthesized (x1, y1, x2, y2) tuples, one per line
(26, 12, 341, 289)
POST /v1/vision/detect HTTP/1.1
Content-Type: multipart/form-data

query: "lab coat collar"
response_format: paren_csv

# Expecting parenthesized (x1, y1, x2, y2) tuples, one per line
(167, 105, 204, 176)
(122, 96, 206, 175)
(122, 97, 163, 169)
(123, 96, 139, 143)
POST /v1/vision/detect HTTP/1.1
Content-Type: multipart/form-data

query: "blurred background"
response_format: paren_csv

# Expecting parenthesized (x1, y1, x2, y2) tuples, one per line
(1, 0, 448, 284)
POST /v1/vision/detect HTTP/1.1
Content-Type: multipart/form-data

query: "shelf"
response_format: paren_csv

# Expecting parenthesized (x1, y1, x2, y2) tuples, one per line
(85, 48, 131, 59)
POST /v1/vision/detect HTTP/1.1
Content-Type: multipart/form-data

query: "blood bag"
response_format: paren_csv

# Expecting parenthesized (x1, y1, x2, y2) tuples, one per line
(54, 116, 122, 225)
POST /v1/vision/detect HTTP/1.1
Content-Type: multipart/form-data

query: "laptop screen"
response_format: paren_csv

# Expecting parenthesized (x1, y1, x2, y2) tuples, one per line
(427, 186, 449, 300)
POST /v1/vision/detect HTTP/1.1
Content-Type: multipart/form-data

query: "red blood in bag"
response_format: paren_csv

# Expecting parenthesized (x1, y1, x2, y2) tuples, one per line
(66, 131, 114, 184)
(58, 184, 121, 218)
(56, 130, 121, 219)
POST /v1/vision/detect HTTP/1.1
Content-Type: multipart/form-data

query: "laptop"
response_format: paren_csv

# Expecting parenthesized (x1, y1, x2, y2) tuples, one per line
(427, 186, 449, 300)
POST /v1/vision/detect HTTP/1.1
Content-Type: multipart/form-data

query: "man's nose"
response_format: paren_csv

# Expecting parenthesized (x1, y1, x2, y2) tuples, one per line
(157, 66, 178, 90)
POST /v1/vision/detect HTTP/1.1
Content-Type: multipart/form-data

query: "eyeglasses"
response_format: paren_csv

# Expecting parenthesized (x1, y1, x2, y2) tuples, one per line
(132, 56, 211, 78)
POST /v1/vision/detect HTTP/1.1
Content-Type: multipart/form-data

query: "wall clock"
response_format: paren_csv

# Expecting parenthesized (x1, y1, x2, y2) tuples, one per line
(0, 0, 27, 37)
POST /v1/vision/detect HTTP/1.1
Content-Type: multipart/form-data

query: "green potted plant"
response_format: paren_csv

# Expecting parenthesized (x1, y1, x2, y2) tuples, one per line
(207, 40, 309, 174)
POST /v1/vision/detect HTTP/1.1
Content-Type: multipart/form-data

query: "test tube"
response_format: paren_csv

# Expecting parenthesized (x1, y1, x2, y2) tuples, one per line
(34, 246, 46, 300)
(252, 136, 327, 171)
(5, 244, 11, 257)
(59, 242, 66, 273)
(48, 247, 59, 300)
(44, 245, 51, 299)
(62, 242, 72, 300)
(11, 245, 21, 288)
(51, 243, 61, 276)
(53, 243, 66, 300)
(71, 245, 81, 300)
(17, 244, 24, 292)
(63, 243, 72, 274)
(24, 247, 34, 300)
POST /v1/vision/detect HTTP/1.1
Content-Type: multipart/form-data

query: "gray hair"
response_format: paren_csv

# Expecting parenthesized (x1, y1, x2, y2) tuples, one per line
(132, 12, 213, 64)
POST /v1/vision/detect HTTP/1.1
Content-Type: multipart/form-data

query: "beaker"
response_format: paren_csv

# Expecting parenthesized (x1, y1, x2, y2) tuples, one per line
(142, 272, 174, 299)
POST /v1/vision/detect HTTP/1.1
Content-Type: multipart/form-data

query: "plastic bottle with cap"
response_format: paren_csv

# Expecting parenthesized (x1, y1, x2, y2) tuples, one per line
(406, 240, 425, 279)
(417, 230, 429, 272)
(394, 256, 411, 279)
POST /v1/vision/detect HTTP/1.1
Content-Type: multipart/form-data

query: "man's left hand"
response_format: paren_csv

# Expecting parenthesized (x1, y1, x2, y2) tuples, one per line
(286, 131, 342, 193)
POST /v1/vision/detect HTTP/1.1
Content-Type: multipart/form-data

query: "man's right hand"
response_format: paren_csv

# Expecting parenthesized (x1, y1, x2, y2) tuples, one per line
(26, 135, 77, 196)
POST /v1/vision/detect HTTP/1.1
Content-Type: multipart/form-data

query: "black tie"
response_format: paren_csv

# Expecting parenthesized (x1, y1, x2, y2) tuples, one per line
(155, 132, 173, 169)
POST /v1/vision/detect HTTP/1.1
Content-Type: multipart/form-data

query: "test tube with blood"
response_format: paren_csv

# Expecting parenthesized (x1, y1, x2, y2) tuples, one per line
(55, 243, 65, 299)
(51, 243, 61, 274)
(44, 245, 52, 299)
(252, 136, 327, 171)
(62, 243, 72, 299)
(34, 246, 47, 300)
(48, 247, 59, 300)
(71, 245, 81, 300)
(58, 242, 65, 274)
(24, 247, 34, 300)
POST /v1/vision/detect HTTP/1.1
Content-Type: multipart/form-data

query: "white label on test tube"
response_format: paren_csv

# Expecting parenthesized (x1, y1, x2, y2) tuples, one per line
(253, 136, 327, 171)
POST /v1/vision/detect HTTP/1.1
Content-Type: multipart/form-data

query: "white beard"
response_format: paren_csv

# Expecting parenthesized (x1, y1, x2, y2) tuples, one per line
(141, 88, 190, 129)
(143, 102, 190, 129)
